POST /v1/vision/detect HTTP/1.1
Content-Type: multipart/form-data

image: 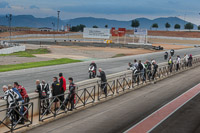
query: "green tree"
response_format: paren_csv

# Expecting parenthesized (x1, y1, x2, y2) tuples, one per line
(70, 24, 86, 32)
(165, 22, 171, 30)
(174, 24, 181, 30)
(105, 25, 108, 28)
(184, 22, 194, 30)
(93, 25, 98, 28)
(131, 19, 140, 29)
(198, 25, 200, 30)
(152, 23, 158, 30)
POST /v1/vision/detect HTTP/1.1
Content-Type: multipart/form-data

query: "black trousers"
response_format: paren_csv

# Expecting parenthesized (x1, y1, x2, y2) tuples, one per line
(101, 83, 107, 96)
(65, 94, 75, 110)
(152, 69, 157, 80)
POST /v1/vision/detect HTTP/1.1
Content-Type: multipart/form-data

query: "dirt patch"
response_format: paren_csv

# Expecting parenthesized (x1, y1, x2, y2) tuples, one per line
(0, 56, 52, 65)
(152, 43, 192, 50)
(43, 45, 156, 59)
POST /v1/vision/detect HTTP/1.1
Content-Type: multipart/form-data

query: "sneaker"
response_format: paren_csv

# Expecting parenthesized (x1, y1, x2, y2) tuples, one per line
(18, 121, 25, 124)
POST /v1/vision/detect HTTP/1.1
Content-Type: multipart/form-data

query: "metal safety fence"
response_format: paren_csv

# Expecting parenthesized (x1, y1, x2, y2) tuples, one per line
(0, 102, 33, 133)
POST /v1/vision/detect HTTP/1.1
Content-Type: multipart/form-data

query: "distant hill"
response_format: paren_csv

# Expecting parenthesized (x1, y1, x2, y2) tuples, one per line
(0, 15, 197, 30)
(0, 15, 65, 29)
(67, 17, 197, 30)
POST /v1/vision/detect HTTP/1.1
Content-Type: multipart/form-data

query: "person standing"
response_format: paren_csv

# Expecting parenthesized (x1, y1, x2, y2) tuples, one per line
(14, 82, 29, 120)
(65, 77, 76, 111)
(188, 54, 193, 67)
(152, 61, 158, 81)
(183, 54, 189, 67)
(97, 68, 107, 96)
(138, 60, 145, 82)
(133, 59, 138, 69)
(51, 77, 60, 111)
(168, 56, 173, 73)
(145, 60, 152, 81)
(59, 73, 66, 110)
(176, 55, 181, 71)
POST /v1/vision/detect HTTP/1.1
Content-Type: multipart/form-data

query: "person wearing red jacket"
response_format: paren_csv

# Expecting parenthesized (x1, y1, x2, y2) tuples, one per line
(14, 82, 30, 120)
(59, 73, 66, 110)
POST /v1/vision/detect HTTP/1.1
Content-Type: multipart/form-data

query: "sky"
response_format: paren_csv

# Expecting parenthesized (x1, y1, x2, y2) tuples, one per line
(0, 0, 200, 25)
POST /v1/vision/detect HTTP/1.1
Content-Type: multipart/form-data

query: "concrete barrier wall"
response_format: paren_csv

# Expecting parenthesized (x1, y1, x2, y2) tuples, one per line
(0, 45, 25, 54)
(14, 41, 153, 49)
(2, 33, 82, 39)
(148, 35, 200, 41)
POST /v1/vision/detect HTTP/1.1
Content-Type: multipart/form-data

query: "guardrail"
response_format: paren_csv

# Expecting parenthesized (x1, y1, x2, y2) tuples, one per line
(0, 102, 33, 133)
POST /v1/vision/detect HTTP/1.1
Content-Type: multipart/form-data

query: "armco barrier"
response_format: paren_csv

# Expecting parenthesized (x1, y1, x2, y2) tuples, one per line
(0, 55, 200, 132)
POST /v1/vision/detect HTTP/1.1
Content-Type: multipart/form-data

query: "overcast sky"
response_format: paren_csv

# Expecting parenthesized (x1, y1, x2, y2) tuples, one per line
(0, 0, 200, 25)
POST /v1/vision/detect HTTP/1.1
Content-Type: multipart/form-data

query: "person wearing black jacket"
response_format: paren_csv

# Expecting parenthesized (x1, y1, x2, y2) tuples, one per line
(52, 77, 61, 111)
(97, 68, 107, 96)
(64, 77, 76, 111)
(35, 80, 50, 114)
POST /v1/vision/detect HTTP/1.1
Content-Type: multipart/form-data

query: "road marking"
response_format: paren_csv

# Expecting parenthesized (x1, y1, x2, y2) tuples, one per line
(125, 83, 200, 133)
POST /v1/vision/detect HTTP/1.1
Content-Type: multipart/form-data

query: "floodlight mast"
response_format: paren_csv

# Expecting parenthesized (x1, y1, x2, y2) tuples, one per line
(57, 11, 60, 32)
(6, 14, 12, 43)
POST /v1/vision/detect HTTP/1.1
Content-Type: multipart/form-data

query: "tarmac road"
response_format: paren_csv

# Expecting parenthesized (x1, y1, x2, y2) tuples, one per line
(0, 47, 199, 95)
(27, 62, 200, 133)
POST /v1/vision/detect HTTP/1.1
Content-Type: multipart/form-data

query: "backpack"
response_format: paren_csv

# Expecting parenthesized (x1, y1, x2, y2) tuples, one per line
(40, 84, 47, 98)
(11, 88, 22, 101)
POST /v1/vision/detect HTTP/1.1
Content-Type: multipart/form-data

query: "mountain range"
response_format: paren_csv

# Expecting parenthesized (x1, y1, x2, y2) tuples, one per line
(0, 15, 198, 30)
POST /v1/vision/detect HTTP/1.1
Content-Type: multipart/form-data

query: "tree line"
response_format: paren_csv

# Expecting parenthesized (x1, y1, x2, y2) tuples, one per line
(131, 19, 200, 30)
(69, 20, 200, 32)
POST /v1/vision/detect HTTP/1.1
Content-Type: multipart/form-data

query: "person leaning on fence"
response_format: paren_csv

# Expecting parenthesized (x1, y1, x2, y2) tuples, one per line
(51, 77, 60, 111)
(97, 68, 107, 96)
(168, 56, 173, 73)
(64, 77, 76, 111)
(59, 73, 67, 110)
(8, 84, 25, 124)
(14, 82, 30, 120)
(0, 85, 17, 125)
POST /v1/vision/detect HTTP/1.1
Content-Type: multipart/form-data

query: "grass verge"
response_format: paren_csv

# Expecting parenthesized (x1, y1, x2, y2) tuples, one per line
(112, 53, 126, 58)
(0, 48, 50, 57)
(0, 58, 81, 72)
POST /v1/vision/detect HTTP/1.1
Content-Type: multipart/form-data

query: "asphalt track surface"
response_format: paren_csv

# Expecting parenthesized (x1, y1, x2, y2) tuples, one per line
(0, 47, 199, 95)
(27, 63, 200, 133)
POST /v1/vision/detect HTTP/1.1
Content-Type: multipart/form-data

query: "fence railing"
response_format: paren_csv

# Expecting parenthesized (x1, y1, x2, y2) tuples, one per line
(0, 102, 33, 133)
(1, 56, 199, 132)
(38, 56, 200, 122)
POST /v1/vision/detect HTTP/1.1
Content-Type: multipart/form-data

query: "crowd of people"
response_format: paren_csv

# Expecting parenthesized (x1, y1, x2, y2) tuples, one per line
(0, 82, 29, 125)
(128, 59, 158, 83)
(0, 51, 194, 125)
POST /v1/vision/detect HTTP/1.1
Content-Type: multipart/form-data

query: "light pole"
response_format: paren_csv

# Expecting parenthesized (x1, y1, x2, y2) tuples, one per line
(57, 11, 60, 32)
(6, 14, 12, 43)
(52, 22, 56, 42)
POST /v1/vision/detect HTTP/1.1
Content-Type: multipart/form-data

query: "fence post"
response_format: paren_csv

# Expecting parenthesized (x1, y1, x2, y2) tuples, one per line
(84, 88, 86, 106)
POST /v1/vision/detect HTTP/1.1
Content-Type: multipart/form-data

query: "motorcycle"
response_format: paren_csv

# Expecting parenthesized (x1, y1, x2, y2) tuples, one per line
(89, 66, 96, 79)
